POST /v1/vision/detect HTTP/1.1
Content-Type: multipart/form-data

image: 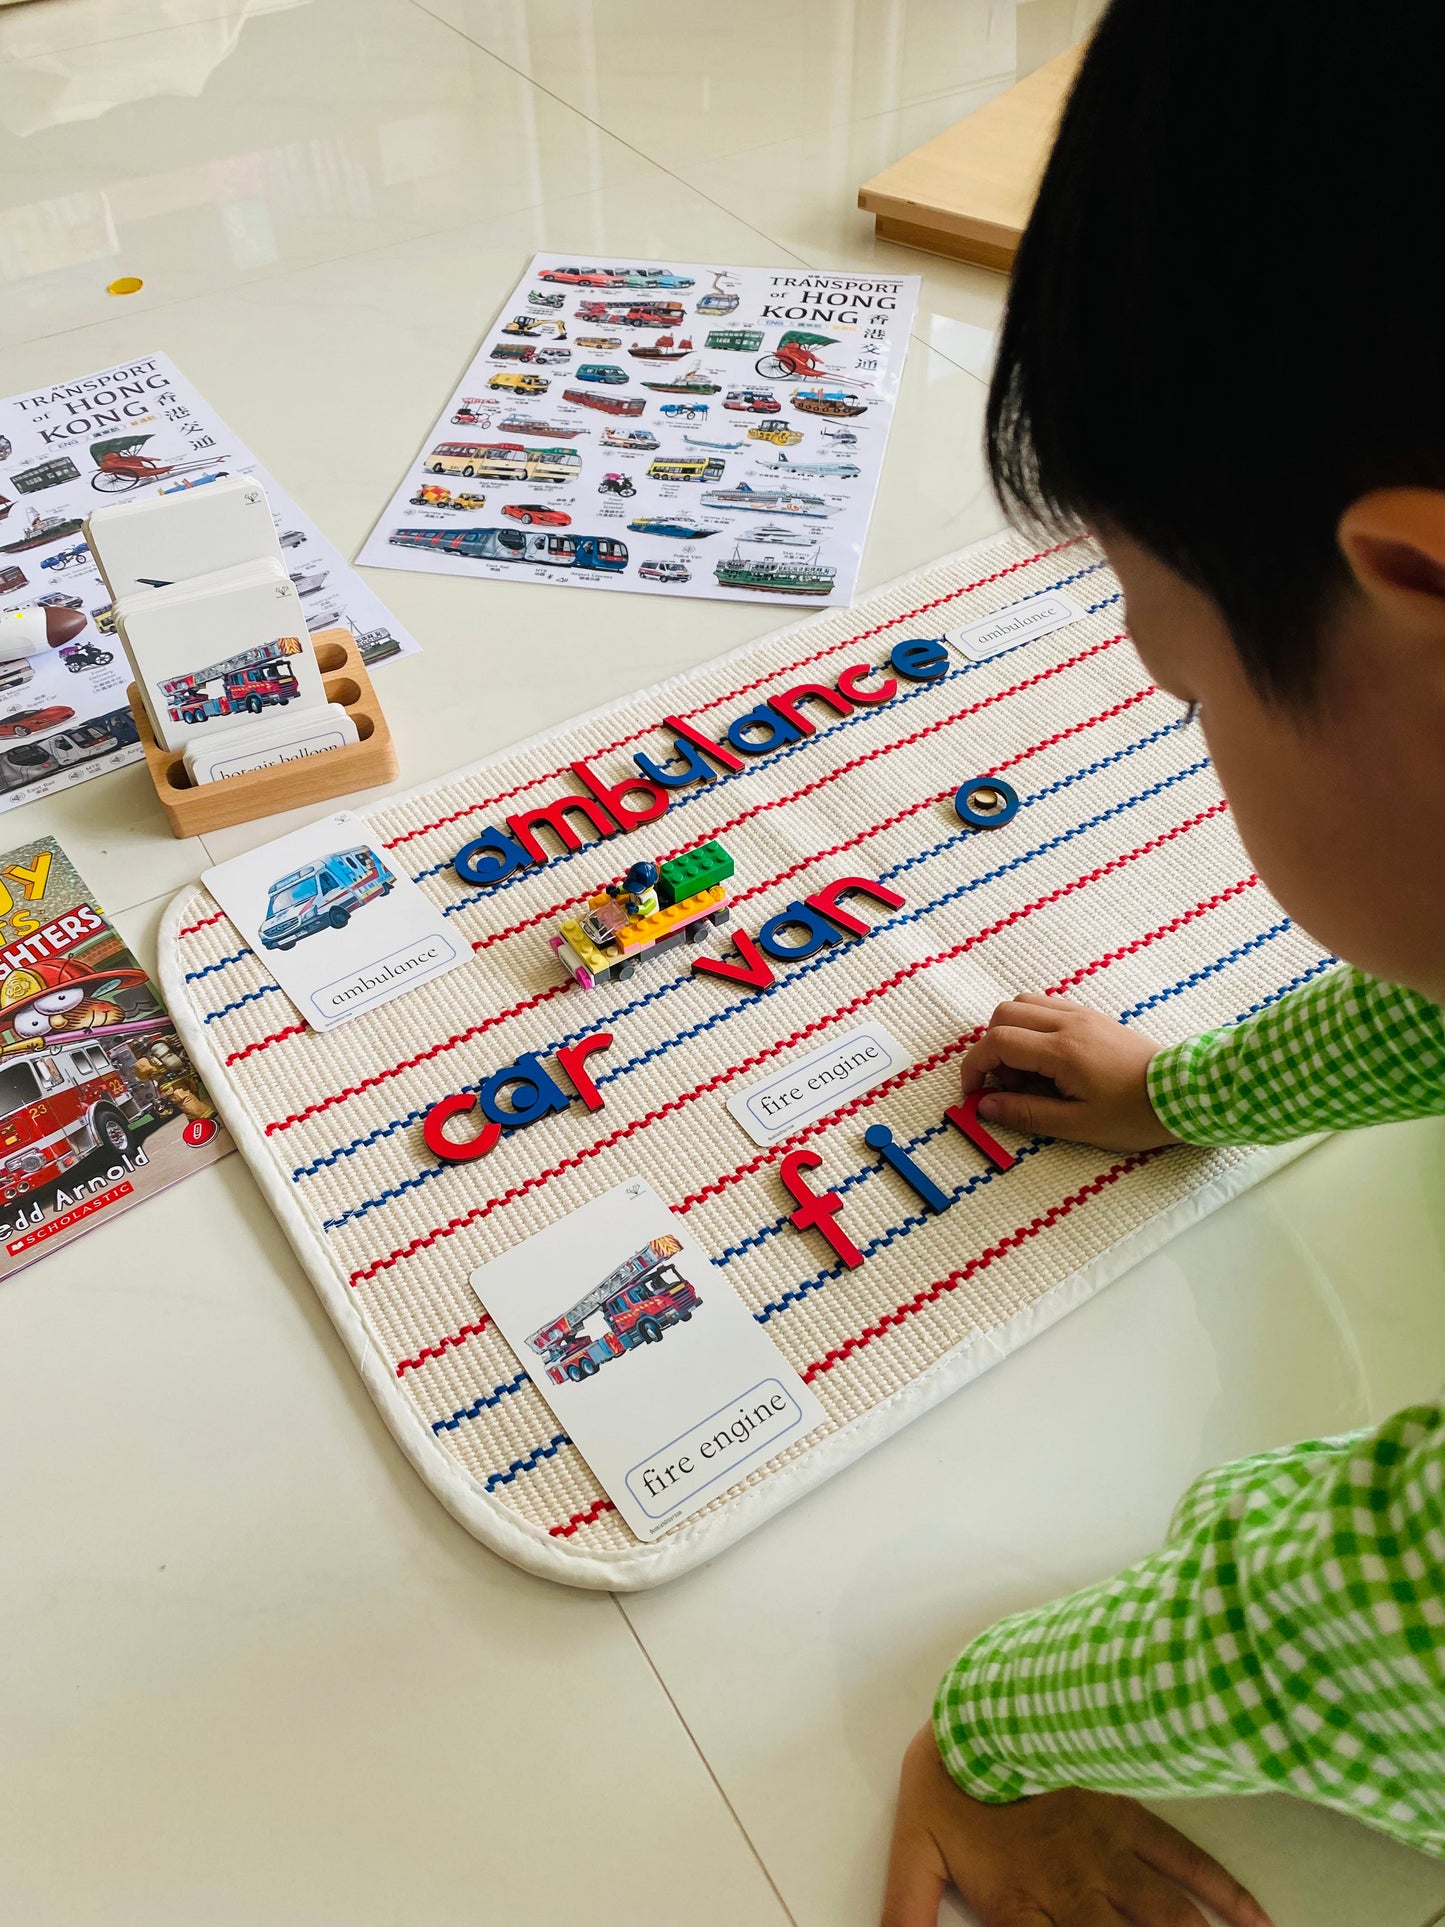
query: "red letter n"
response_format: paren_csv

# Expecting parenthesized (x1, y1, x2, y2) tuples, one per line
(803, 874, 906, 937)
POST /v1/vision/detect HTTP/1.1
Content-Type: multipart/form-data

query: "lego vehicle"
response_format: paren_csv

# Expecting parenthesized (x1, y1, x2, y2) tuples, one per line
(0, 704, 74, 737)
(487, 371, 549, 396)
(0, 1032, 155, 1204)
(575, 363, 629, 385)
(748, 422, 804, 446)
(388, 527, 627, 571)
(619, 268, 695, 289)
(501, 503, 572, 525)
(639, 558, 690, 583)
(724, 388, 782, 413)
(626, 517, 718, 540)
(549, 841, 733, 989)
(528, 1235, 697, 1385)
(598, 472, 636, 497)
(562, 388, 645, 418)
(600, 428, 659, 452)
(538, 265, 625, 287)
(259, 846, 395, 950)
(574, 335, 622, 351)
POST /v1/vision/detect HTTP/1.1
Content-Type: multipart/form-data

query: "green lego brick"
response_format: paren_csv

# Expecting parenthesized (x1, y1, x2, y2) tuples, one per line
(658, 839, 734, 907)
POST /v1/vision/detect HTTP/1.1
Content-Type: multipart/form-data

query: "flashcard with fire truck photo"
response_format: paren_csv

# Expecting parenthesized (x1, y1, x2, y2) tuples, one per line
(0, 836, 231, 1281)
(469, 1177, 826, 1541)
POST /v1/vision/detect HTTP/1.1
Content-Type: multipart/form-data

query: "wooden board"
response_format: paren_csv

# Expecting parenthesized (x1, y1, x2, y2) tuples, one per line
(130, 628, 398, 837)
(858, 45, 1083, 273)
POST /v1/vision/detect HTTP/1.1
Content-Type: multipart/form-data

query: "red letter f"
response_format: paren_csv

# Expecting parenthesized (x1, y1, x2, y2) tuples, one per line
(780, 1148, 864, 1270)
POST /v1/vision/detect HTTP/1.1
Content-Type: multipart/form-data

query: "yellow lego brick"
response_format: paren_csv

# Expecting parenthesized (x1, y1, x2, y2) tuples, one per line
(558, 917, 613, 974)
(613, 883, 723, 952)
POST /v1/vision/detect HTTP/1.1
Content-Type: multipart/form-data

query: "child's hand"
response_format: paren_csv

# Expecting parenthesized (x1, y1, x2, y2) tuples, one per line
(959, 994, 1181, 1151)
(881, 1723, 1272, 1927)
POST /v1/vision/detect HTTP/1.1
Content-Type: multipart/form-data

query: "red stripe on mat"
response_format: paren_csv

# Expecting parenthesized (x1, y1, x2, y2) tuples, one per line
(549, 1496, 615, 1538)
(389, 872, 1254, 1375)
(178, 909, 227, 939)
(349, 800, 1228, 1289)
(380, 538, 1081, 849)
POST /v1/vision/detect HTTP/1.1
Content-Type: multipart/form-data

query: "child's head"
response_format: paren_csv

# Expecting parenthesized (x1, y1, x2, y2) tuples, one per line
(988, 0, 1445, 999)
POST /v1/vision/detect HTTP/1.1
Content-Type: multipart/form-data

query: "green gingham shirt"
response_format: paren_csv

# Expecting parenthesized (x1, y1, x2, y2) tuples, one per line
(936, 966, 1445, 1856)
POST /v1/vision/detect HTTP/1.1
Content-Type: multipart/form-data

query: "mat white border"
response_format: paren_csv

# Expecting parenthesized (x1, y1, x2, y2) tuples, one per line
(159, 533, 1316, 1589)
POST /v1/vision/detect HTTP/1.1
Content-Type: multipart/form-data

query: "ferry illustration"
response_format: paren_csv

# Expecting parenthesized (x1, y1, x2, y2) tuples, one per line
(640, 365, 722, 395)
(626, 517, 720, 540)
(698, 483, 830, 517)
(714, 549, 837, 597)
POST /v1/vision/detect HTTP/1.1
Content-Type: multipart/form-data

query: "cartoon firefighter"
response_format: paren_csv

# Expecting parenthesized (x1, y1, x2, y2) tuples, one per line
(0, 954, 149, 1047)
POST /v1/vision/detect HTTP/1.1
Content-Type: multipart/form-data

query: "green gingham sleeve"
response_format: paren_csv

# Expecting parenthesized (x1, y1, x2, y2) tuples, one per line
(934, 1405, 1445, 1855)
(1146, 964, 1445, 1145)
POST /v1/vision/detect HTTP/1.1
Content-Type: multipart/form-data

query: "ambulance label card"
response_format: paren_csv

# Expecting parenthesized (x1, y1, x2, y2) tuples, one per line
(469, 1178, 826, 1541)
(203, 811, 467, 1031)
(945, 589, 1084, 662)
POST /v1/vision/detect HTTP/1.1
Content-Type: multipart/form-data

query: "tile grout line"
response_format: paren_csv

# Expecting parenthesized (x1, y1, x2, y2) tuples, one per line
(610, 1592, 802, 1927)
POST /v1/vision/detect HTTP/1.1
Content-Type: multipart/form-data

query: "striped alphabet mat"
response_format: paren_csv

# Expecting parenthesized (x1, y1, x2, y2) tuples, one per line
(161, 529, 1329, 1588)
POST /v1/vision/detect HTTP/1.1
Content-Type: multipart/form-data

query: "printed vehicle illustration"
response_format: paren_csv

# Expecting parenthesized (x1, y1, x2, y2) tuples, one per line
(714, 549, 837, 597)
(411, 485, 487, 511)
(684, 434, 743, 451)
(0, 1031, 161, 1204)
(549, 839, 734, 990)
(451, 398, 491, 425)
(528, 1234, 698, 1384)
(658, 402, 708, 422)
(628, 333, 694, 362)
(759, 452, 861, 478)
(723, 388, 781, 414)
(160, 638, 304, 727)
(41, 543, 90, 572)
(0, 661, 33, 694)
(648, 455, 724, 483)
(822, 426, 859, 445)
(0, 704, 75, 737)
(356, 627, 402, 666)
(528, 290, 565, 308)
(36, 590, 83, 609)
(502, 314, 567, 338)
(501, 503, 572, 525)
(388, 527, 628, 571)
(618, 268, 695, 289)
(737, 522, 813, 546)
(160, 472, 226, 492)
(792, 386, 868, 419)
(0, 565, 27, 593)
(423, 442, 580, 484)
(10, 456, 81, 495)
(11, 717, 122, 763)
(90, 603, 116, 634)
(600, 428, 659, 451)
(498, 416, 583, 438)
(289, 565, 329, 597)
(561, 388, 646, 418)
(489, 341, 569, 365)
(574, 335, 622, 351)
(626, 516, 719, 540)
(487, 371, 549, 396)
(699, 483, 829, 517)
(59, 642, 114, 672)
(1, 511, 86, 555)
(304, 597, 343, 633)
(640, 367, 720, 396)
(598, 472, 636, 497)
(538, 266, 626, 286)
(576, 300, 685, 329)
(260, 846, 396, 950)
(748, 421, 804, 446)
(639, 558, 690, 583)
(277, 528, 306, 548)
(87, 436, 234, 495)
(754, 331, 843, 382)
(696, 272, 740, 317)
(705, 327, 764, 353)
(575, 363, 629, 385)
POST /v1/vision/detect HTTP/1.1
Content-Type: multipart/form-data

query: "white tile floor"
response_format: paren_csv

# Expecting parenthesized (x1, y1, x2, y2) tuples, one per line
(1, 3, 1442, 1922)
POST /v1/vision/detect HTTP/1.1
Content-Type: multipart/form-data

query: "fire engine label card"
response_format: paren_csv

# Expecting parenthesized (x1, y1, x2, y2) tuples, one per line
(357, 251, 919, 608)
(469, 1177, 826, 1541)
(0, 351, 415, 818)
(203, 811, 467, 1032)
(726, 1021, 911, 1147)
(0, 835, 230, 1281)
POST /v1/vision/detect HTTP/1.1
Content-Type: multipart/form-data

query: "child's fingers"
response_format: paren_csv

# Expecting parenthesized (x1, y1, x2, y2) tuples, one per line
(877, 1829, 946, 1927)
(973, 1087, 1081, 1139)
(959, 1025, 1070, 1093)
(988, 996, 1073, 1034)
(1133, 1813, 1275, 1927)
(1113, 1859, 1210, 1927)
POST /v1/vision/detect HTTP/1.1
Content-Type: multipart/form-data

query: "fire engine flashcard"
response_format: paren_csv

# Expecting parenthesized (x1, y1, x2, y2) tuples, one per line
(0, 836, 231, 1281)
(468, 1177, 826, 1542)
(203, 811, 468, 1032)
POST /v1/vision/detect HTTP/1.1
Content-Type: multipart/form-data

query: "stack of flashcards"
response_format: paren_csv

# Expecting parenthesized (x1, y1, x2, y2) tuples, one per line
(87, 478, 356, 784)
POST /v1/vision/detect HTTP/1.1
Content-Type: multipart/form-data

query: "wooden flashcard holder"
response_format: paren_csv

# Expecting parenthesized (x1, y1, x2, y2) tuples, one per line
(130, 628, 398, 838)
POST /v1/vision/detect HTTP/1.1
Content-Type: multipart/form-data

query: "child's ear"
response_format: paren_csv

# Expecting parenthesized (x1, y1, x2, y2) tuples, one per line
(1338, 489, 1445, 618)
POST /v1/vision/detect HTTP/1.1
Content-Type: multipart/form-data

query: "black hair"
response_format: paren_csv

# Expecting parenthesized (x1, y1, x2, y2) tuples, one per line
(987, 0, 1445, 702)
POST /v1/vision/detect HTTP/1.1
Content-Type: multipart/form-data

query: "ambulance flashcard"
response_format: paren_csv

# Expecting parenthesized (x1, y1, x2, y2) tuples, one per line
(469, 1177, 826, 1541)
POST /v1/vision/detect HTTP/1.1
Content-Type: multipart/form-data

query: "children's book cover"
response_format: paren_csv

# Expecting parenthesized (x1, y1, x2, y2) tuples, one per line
(358, 253, 919, 608)
(0, 837, 232, 1278)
